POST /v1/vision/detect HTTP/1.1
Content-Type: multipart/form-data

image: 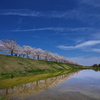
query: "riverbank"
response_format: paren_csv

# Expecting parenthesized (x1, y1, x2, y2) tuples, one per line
(0, 95, 7, 100)
(0, 70, 81, 89)
(0, 70, 82, 100)
(0, 54, 86, 78)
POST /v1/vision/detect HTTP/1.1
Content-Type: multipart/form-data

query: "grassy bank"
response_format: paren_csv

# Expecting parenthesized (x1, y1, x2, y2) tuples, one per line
(0, 69, 80, 100)
(0, 54, 84, 77)
(0, 95, 7, 100)
(92, 67, 100, 71)
(0, 70, 80, 89)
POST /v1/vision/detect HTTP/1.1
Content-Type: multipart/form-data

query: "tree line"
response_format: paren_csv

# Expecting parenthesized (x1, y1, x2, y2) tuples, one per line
(0, 39, 80, 65)
(92, 64, 100, 67)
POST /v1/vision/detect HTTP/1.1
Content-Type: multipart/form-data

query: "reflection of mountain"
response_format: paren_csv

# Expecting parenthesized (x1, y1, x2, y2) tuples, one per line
(0, 71, 81, 100)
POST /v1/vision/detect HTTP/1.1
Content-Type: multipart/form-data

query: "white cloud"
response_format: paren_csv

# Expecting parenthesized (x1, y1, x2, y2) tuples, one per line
(12, 27, 93, 32)
(0, 9, 41, 17)
(0, 9, 71, 18)
(92, 33, 100, 39)
(92, 49, 100, 53)
(70, 57, 100, 65)
(80, 0, 100, 8)
(12, 27, 65, 32)
(57, 40, 100, 50)
(0, 9, 78, 18)
(0, 9, 99, 20)
(76, 40, 100, 47)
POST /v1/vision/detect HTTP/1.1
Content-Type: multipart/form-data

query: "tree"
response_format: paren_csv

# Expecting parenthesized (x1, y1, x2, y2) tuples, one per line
(43, 50, 50, 61)
(1, 39, 19, 56)
(0, 40, 4, 51)
(92, 64, 98, 67)
(23, 46, 33, 58)
(0, 39, 81, 65)
(30, 48, 37, 59)
(35, 48, 44, 59)
(49, 53, 59, 62)
(15, 46, 25, 57)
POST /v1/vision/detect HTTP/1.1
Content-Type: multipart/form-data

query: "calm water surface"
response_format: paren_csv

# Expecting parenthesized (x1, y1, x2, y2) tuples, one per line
(0, 70, 100, 100)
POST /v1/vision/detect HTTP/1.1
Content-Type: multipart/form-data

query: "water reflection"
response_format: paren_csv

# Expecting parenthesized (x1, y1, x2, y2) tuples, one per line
(0, 71, 81, 100)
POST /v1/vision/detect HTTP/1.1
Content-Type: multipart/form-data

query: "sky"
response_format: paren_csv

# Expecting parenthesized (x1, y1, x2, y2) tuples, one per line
(0, 0, 100, 65)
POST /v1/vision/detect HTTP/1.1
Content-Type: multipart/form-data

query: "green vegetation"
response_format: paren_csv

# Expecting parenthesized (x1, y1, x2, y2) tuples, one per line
(0, 54, 93, 100)
(91, 64, 100, 71)
(92, 64, 100, 67)
(0, 54, 85, 77)
(0, 70, 80, 89)
(0, 95, 7, 100)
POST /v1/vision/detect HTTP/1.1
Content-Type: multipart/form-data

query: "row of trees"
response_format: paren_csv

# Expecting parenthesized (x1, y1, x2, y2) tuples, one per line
(92, 64, 100, 67)
(0, 39, 80, 65)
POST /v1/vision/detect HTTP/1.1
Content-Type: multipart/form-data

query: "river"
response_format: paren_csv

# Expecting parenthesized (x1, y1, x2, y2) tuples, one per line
(0, 70, 100, 100)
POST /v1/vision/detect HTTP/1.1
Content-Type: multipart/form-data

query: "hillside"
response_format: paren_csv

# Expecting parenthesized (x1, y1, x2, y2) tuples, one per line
(0, 54, 83, 75)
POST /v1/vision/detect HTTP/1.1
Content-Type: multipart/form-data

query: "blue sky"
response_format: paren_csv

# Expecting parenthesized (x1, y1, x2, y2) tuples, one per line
(0, 0, 100, 65)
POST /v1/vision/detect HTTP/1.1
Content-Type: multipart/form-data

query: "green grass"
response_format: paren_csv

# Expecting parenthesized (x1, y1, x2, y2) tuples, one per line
(92, 67, 100, 71)
(0, 95, 7, 100)
(0, 69, 80, 89)
(0, 54, 85, 77)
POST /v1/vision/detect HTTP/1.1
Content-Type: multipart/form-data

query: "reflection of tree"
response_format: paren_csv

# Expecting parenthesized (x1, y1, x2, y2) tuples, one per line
(0, 71, 81, 100)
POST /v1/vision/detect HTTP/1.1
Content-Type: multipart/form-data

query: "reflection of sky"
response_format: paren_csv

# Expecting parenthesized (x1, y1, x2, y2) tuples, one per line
(71, 70, 100, 79)
(29, 70, 100, 100)
(0, 70, 100, 100)
(56, 70, 100, 94)
(48, 70, 100, 100)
